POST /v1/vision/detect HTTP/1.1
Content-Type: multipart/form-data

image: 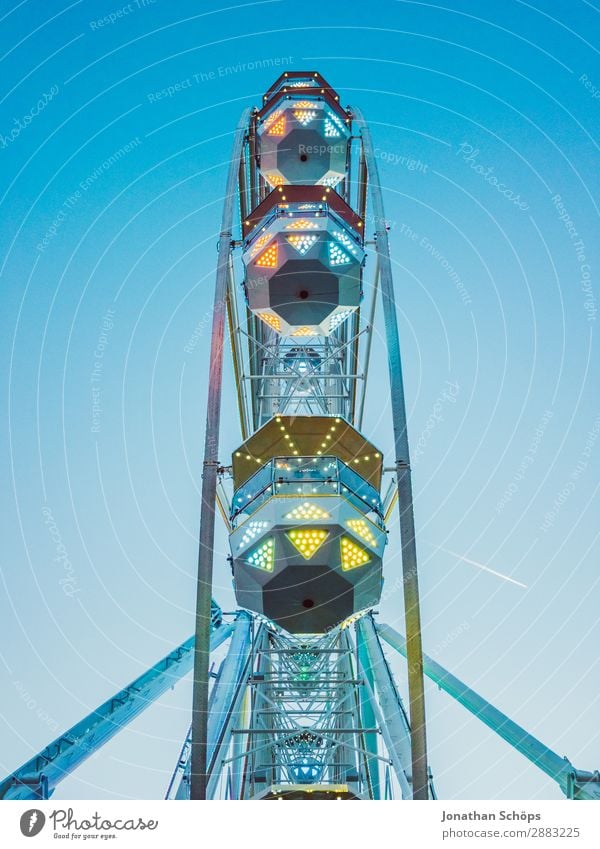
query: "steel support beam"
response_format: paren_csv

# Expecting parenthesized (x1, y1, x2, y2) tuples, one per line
(377, 623, 600, 800)
(226, 261, 250, 440)
(356, 622, 380, 798)
(190, 109, 251, 800)
(1, 618, 233, 801)
(357, 616, 413, 798)
(229, 688, 250, 800)
(173, 615, 255, 799)
(206, 615, 254, 798)
(353, 106, 429, 799)
(357, 255, 380, 431)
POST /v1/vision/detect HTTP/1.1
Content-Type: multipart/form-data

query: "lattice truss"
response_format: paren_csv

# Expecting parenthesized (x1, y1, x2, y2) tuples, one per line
(247, 335, 361, 423)
(244, 630, 368, 792)
(165, 615, 417, 801)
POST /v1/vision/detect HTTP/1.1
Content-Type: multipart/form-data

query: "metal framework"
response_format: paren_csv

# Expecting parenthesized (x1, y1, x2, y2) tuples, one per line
(2, 72, 598, 803)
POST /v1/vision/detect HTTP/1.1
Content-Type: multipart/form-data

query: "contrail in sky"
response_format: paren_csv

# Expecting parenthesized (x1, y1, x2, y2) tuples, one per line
(430, 544, 528, 589)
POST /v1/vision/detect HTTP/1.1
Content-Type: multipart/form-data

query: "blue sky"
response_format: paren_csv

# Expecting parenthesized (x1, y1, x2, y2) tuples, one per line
(0, 0, 598, 800)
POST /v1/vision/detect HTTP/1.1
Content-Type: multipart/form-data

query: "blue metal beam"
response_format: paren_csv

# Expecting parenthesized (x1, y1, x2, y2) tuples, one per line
(356, 622, 381, 798)
(0, 607, 231, 801)
(169, 613, 255, 799)
(377, 622, 600, 800)
(357, 617, 414, 798)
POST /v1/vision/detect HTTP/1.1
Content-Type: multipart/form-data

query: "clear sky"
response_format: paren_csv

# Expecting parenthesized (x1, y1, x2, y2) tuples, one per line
(0, 0, 598, 801)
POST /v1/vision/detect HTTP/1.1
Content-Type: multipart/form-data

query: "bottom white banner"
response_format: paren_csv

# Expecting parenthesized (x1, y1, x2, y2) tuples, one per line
(0, 800, 598, 848)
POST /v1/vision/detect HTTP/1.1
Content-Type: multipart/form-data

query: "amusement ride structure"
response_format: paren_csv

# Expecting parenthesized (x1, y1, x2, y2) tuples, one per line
(2, 73, 599, 802)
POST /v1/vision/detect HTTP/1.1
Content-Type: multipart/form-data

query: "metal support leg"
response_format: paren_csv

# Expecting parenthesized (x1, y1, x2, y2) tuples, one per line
(230, 688, 250, 799)
(353, 106, 429, 799)
(358, 616, 414, 798)
(356, 622, 380, 798)
(205, 615, 254, 797)
(377, 622, 600, 801)
(190, 109, 251, 800)
(3, 620, 231, 802)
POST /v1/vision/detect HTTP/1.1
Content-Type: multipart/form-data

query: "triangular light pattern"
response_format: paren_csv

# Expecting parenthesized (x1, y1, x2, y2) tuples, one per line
(287, 234, 318, 255)
(268, 115, 286, 136)
(332, 229, 358, 255)
(246, 538, 275, 571)
(255, 243, 278, 268)
(327, 110, 346, 131)
(329, 310, 353, 333)
(346, 518, 377, 548)
(288, 529, 328, 560)
(285, 502, 330, 520)
(249, 233, 273, 258)
(238, 520, 270, 550)
(285, 218, 319, 231)
(263, 108, 283, 129)
(340, 536, 370, 571)
(324, 118, 341, 138)
(317, 174, 341, 187)
(265, 172, 286, 187)
(258, 313, 281, 332)
(328, 242, 352, 266)
(293, 110, 318, 126)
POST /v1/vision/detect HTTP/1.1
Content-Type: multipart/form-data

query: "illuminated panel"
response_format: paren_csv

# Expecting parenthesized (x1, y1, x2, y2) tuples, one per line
(286, 234, 318, 255)
(285, 502, 330, 520)
(327, 110, 346, 131)
(332, 230, 359, 255)
(287, 529, 328, 560)
(263, 108, 283, 129)
(246, 538, 275, 571)
(324, 118, 341, 138)
(340, 536, 370, 571)
(268, 115, 286, 136)
(285, 218, 320, 231)
(255, 243, 278, 268)
(237, 520, 270, 550)
(292, 327, 314, 337)
(346, 519, 377, 547)
(265, 172, 286, 187)
(293, 100, 319, 109)
(317, 174, 342, 187)
(328, 242, 352, 266)
(249, 233, 273, 258)
(293, 110, 318, 126)
(329, 310, 353, 333)
(258, 313, 281, 331)
(287, 80, 318, 88)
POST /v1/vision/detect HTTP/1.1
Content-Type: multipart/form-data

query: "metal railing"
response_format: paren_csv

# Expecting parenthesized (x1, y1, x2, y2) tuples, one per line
(231, 456, 383, 526)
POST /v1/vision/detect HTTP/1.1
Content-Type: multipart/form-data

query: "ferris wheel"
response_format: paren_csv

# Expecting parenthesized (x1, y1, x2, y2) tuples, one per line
(1, 72, 598, 803)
